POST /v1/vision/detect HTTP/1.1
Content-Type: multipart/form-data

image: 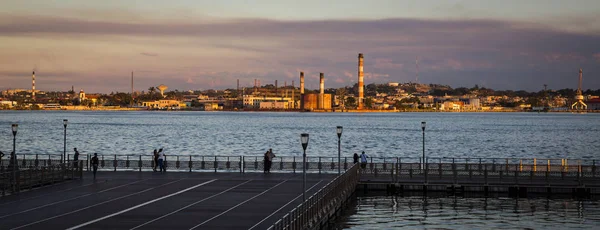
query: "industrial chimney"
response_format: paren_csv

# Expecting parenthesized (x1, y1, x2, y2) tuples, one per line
(319, 73, 325, 109)
(358, 53, 364, 109)
(300, 72, 305, 110)
(32, 71, 36, 101)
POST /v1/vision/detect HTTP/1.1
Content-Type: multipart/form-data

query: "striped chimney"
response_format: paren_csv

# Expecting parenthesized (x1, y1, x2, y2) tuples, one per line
(32, 71, 36, 101)
(300, 72, 305, 94)
(300, 72, 305, 110)
(358, 53, 364, 109)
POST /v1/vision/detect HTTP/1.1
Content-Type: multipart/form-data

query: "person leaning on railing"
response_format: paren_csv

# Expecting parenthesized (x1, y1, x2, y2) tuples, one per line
(91, 153, 99, 179)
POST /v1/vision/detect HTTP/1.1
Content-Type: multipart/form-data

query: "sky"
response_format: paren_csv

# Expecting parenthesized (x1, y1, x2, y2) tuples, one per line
(1, 0, 599, 93)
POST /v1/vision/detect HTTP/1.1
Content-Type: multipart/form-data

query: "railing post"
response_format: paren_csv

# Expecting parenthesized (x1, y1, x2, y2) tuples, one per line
(113, 154, 117, 172)
(438, 158, 442, 179)
(293, 156, 296, 174)
(452, 158, 457, 184)
(139, 155, 142, 172)
(214, 156, 217, 173)
(424, 158, 428, 184)
(593, 160, 596, 178)
(240, 156, 243, 174)
(189, 155, 193, 172)
(318, 157, 321, 174)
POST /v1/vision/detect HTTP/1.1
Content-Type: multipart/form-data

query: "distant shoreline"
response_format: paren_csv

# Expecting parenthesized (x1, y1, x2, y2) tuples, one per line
(1, 107, 598, 113)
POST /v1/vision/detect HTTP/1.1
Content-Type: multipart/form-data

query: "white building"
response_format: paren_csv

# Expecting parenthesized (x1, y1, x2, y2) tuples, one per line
(243, 95, 293, 109)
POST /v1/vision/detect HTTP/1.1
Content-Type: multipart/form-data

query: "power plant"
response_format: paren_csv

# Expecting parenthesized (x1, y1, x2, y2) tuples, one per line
(571, 68, 587, 110)
(358, 53, 364, 109)
(301, 72, 332, 111)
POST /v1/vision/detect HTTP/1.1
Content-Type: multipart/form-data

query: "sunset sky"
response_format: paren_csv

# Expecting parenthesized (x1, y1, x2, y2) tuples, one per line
(1, 0, 599, 93)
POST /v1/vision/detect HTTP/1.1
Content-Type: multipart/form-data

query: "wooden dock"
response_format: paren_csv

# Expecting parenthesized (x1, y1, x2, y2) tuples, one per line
(0, 171, 337, 230)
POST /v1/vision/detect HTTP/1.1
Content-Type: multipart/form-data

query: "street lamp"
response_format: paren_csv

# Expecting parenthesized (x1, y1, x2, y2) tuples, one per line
(11, 124, 18, 192)
(336, 126, 343, 175)
(63, 119, 68, 164)
(301, 133, 309, 202)
(421, 121, 426, 170)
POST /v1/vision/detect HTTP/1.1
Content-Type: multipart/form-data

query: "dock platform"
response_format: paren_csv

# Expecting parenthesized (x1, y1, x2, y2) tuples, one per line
(0, 171, 336, 230)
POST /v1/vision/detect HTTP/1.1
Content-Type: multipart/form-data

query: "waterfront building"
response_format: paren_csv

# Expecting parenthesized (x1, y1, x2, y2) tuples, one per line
(302, 93, 332, 110)
(586, 98, 600, 110)
(243, 95, 293, 109)
(141, 100, 187, 109)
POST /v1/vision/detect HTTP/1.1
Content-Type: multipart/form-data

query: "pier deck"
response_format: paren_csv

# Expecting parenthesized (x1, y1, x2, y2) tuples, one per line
(0, 171, 336, 230)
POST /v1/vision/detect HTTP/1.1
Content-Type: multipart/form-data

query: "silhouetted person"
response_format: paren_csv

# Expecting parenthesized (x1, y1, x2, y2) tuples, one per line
(73, 148, 80, 168)
(152, 149, 158, 172)
(353, 153, 359, 164)
(263, 151, 269, 173)
(91, 153, 99, 179)
(0, 151, 4, 171)
(266, 149, 276, 173)
(158, 148, 166, 172)
(360, 151, 368, 169)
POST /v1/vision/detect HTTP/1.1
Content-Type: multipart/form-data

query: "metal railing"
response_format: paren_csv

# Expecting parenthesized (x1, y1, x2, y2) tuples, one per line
(1, 161, 83, 196)
(268, 163, 359, 230)
(2, 155, 598, 176)
(359, 157, 599, 186)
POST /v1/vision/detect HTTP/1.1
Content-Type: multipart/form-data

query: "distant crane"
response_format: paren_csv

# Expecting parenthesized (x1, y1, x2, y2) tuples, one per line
(571, 69, 587, 110)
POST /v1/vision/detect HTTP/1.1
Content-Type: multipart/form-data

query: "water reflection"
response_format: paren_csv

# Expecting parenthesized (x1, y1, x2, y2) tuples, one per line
(343, 195, 600, 229)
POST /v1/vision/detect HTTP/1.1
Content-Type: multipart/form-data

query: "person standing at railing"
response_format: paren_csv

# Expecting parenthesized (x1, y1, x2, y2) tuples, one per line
(267, 149, 276, 173)
(158, 148, 166, 172)
(152, 149, 158, 172)
(353, 153, 359, 164)
(91, 153, 99, 179)
(263, 151, 270, 173)
(0, 151, 4, 171)
(73, 148, 80, 168)
(360, 151, 368, 169)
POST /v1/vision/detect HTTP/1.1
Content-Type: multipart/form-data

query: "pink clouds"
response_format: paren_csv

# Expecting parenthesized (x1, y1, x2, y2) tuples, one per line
(544, 53, 587, 62)
(594, 53, 600, 62)
(373, 58, 404, 69)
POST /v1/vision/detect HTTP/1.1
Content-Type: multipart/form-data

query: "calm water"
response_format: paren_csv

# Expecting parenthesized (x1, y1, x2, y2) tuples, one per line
(344, 195, 600, 229)
(2, 111, 600, 229)
(0, 111, 599, 159)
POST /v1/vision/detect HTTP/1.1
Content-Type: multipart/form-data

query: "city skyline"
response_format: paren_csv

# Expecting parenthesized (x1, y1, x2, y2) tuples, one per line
(1, 0, 600, 93)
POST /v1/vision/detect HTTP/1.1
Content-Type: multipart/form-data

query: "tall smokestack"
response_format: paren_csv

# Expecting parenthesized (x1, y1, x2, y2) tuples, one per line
(292, 80, 295, 109)
(254, 79, 257, 94)
(237, 79, 240, 97)
(318, 73, 325, 109)
(300, 72, 305, 110)
(131, 71, 134, 107)
(275, 80, 278, 96)
(32, 71, 36, 101)
(358, 53, 364, 109)
(300, 72, 305, 94)
(319, 73, 325, 95)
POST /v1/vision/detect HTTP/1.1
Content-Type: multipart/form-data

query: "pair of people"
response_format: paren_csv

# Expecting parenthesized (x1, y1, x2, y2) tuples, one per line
(263, 148, 276, 173)
(353, 151, 369, 169)
(153, 148, 166, 172)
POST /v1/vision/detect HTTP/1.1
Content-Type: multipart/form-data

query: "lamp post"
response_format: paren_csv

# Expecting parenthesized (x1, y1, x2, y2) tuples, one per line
(11, 124, 18, 192)
(301, 133, 309, 202)
(63, 119, 68, 164)
(421, 121, 426, 170)
(336, 126, 343, 175)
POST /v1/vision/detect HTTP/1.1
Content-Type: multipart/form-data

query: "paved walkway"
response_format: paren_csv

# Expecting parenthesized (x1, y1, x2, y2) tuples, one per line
(0, 171, 336, 230)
